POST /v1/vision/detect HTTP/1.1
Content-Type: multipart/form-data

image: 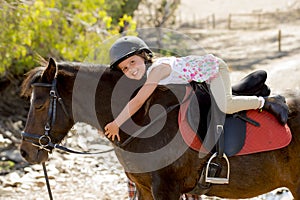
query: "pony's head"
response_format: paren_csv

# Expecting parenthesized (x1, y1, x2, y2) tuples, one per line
(20, 58, 75, 164)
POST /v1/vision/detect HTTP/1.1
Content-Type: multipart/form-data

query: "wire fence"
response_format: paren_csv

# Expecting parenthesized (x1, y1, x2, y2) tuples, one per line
(177, 8, 300, 30)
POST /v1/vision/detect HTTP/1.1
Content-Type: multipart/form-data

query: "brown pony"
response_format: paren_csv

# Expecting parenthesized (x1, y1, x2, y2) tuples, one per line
(20, 58, 300, 199)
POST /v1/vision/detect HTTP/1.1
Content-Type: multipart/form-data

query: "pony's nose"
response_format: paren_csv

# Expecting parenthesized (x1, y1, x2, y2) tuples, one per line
(20, 149, 28, 159)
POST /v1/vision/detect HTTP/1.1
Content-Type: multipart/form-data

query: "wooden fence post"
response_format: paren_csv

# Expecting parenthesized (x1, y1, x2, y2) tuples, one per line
(212, 14, 215, 29)
(228, 14, 231, 29)
(278, 29, 282, 52)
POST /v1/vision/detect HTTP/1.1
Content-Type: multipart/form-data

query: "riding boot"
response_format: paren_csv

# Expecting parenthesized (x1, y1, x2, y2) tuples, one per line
(263, 95, 289, 125)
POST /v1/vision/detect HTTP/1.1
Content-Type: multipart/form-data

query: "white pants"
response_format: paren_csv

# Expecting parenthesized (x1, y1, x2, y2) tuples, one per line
(209, 58, 261, 114)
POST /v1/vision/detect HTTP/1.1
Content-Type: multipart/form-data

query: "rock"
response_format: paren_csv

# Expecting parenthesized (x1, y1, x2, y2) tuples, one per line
(0, 149, 24, 163)
(3, 172, 21, 187)
(0, 134, 12, 145)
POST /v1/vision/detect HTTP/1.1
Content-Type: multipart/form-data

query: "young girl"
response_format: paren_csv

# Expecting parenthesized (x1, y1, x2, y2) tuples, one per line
(104, 36, 288, 141)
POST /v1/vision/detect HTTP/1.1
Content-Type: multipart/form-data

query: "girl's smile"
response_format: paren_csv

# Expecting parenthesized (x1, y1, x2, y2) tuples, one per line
(118, 55, 146, 80)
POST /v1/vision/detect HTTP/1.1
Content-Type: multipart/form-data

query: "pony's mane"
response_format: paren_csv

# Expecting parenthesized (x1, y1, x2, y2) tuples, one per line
(21, 57, 109, 97)
(21, 67, 45, 97)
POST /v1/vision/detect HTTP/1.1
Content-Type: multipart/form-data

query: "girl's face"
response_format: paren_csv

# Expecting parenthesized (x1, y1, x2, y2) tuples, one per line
(118, 55, 146, 80)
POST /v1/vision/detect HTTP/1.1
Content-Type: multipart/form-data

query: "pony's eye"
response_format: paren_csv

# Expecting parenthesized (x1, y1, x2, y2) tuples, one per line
(33, 98, 45, 110)
(35, 104, 43, 110)
(34, 103, 44, 110)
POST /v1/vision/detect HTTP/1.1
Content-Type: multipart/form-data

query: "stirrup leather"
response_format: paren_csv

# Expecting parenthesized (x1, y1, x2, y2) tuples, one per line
(205, 152, 230, 184)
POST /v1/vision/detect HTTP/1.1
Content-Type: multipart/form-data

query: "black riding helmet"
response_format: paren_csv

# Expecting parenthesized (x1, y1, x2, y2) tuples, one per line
(109, 36, 153, 70)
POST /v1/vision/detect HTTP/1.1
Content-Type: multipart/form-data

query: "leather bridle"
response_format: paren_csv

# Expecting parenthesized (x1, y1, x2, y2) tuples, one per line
(21, 78, 70, 152)
(21, 77, 115, 155)
(20, 77, 113, 200)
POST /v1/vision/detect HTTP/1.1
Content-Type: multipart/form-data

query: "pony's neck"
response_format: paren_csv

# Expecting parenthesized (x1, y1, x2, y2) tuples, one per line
(69, 64, 111, 130)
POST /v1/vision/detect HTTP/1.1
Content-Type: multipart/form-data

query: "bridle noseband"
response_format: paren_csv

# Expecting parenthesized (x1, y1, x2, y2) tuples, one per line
(21, 78, 70, 152)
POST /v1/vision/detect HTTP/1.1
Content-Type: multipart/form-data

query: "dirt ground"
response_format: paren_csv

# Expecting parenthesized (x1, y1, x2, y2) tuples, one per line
(1, 5, 300, 200)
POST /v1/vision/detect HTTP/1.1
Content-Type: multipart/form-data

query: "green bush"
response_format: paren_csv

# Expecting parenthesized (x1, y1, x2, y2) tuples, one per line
(0, 0, 137, 77)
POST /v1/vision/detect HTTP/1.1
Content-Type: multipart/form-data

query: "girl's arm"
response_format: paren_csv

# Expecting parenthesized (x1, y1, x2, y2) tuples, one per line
(105, 63, 171, 141)
(115, 63, 170, 126)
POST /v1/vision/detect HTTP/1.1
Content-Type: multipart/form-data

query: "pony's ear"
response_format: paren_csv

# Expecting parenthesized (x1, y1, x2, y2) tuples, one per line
(42, 57, 57, 83)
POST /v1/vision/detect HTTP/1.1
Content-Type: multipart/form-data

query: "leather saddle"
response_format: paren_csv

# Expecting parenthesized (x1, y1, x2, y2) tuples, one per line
(187, 70, 270, 156)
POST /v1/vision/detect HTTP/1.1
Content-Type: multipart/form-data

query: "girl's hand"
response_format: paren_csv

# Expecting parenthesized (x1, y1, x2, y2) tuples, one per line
(104, 121, 120, 141)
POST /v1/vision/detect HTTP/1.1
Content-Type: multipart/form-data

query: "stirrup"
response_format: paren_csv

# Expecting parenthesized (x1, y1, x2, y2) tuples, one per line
(205, 152, 230, 184)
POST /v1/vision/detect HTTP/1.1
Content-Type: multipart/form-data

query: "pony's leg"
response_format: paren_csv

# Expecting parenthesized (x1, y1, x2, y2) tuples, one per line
(137, 184, 181, 200)
(135, 184, 154, 200)
(151, 173, 182, 200)
(152, 186, 181, 200)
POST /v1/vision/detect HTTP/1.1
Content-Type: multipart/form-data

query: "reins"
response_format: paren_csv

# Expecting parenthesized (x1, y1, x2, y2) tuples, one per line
(118, 103, 182, 148)
(42, 163, 53, 200)
(22, 130, 114, 154)
(119, 84, 195, 148)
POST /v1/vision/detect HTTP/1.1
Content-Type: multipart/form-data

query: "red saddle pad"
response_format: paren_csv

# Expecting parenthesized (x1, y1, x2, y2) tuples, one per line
(178, 98, 292, 156)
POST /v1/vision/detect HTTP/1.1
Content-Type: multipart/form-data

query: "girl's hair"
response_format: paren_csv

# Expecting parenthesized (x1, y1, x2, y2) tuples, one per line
(136, 50, 153, 68)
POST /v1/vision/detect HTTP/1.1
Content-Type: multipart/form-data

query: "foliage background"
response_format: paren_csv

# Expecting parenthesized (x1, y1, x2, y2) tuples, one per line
(0, 0, 180, 78)
(0, 0, 139, 77)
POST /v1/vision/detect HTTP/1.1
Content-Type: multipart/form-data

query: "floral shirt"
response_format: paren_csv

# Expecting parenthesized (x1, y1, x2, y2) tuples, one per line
(147, 54, 220, 85)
